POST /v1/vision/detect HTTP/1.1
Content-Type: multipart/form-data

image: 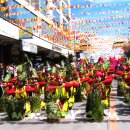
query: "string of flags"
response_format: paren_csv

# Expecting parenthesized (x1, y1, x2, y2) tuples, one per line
(0, 2, 130, 11)
(71, 8, 130, 16)
(0, 0, 130, 51)
(72, 14, 130, 24)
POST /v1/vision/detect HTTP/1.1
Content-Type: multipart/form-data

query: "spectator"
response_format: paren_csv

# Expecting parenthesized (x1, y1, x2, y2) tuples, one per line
(0, 63, 4, 82)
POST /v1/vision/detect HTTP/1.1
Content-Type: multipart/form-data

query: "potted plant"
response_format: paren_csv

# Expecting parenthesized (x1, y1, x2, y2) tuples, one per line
(86, 87, 104, 122)
(6, 98, 26, 120)
(45, 86, 60, 122)
(46, 101, 60, 122)
(116, 70, 125, 96)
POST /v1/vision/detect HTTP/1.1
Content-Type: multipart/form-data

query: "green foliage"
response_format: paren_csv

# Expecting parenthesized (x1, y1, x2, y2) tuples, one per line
(3, 72, 11, 82)
(117, 81, 125, 96)
(124, 92, 130, 105)
(68, 54, 74, 63)
(51, 66, 57, 74)
(37, 64, 44, 72)
(17, 64, 23, 72)
(79, 66, 84, 73)
(45, 91, 55, 103)
(30, 68, 38, 78)
(86, 87, 104, 122)
(0, 96, 7, 112)
(75, 83, 82, 102)
(102, 61, 110, 71)
(46, 101, 60, 122)
(61, 60, 65, 68)
(6, 98, 26, 120)
(17, 71, 27, 81)
(24, 54, 33, 68)
(60, 70, 66, 77)
(28, 96, 41, 112)
(126, 57, 130, 64)
(66, 64, 74, 80)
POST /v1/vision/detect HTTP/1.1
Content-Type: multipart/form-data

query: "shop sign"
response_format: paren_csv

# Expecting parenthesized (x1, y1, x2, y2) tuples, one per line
(52, 45, 62, 52)
(21, 41, 37, 54)
(19, 27, 33, 39)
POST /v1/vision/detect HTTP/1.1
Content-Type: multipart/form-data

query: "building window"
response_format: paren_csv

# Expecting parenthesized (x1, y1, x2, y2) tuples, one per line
(25, 0, 39, 10)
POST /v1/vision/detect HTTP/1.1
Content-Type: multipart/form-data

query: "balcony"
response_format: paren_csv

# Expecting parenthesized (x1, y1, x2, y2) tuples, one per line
(63, 0, 69, 5)
(63, 13, 70, 21)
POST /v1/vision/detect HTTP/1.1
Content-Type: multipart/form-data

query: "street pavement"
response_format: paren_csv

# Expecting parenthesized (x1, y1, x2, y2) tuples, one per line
(0, 80, 130, 130)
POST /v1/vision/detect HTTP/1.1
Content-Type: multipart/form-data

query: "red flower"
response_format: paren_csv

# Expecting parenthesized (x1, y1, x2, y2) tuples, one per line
(25, 86, 35, 93)
(95, 71, 103, 77)
(124, 76, 130, 84)
(79, 72, 84, 75)
(9, 77, 17, 83)
(105, 75, 115, 79)
(116, 70, 124, 76)
(107, 68, 115, 74)
(99, 68, 105, 73)
(98, 85, 107, 100)
(73, 81, 80, 88)
(118, 57, 125, 63)
(73, 70, 79, 76)
(84, 68, 88, 71)
(42, 72, 46, 76)
(5, 83, 13, 88)
(126, 63, 130, 67)
(103, 78, 113, 85)
(98, 57, 104, 63)
(38, 82, 46, 87)
(50, 73, 55, 78)
(64, 82, 73, 88)
(87, 73, 92, 77)
(80, 78, 90, 83)
(5, 87, 16, 95)
(109, 57, 117, 63)
(34, 86, 39, 93)
(108, 68, 115, 72)
(46, 85, 57, 92)
(121, 66, 127, 70)
(89, 64, 93, 68)
(50, 81, 58, 86)
(87, 79, 95, 84)
(80, 59, 85, 64)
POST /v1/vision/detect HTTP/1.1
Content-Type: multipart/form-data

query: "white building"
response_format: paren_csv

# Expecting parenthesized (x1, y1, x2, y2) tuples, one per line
(0, 0, 73, 63)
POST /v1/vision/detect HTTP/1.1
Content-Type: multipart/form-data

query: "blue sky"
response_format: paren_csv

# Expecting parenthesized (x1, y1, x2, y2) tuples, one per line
(71, 0, 130, 38)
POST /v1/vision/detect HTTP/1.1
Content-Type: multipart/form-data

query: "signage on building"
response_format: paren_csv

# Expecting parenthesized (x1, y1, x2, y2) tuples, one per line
(52, 45, 62, 52)
(21, 41, 37, 54)
(19, 27, 33, 39)
(113, 42, 125, 48)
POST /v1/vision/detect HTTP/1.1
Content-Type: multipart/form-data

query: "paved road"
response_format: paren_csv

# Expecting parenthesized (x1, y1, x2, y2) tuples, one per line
(109, 80, 130, 130)
(0, 80, 130, 130)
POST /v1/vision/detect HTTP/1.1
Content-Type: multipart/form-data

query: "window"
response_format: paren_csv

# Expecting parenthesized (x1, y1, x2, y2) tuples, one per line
(25, 0, 39, 10)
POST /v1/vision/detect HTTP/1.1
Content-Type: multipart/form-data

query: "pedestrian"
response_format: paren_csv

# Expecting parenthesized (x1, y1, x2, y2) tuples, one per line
(0, 63, 4, 83)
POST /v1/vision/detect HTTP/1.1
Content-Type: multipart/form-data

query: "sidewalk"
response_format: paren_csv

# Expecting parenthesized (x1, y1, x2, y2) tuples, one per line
(0, 80, 130, 130)
(109, 80, 130, 130)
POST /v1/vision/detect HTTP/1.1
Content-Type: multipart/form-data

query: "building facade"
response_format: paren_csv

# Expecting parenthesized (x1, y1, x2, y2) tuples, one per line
(0, 0, 73, 63)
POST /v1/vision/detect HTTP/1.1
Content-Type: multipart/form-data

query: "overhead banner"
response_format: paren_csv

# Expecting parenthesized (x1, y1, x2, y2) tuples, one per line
(19, 27, 33, 39)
